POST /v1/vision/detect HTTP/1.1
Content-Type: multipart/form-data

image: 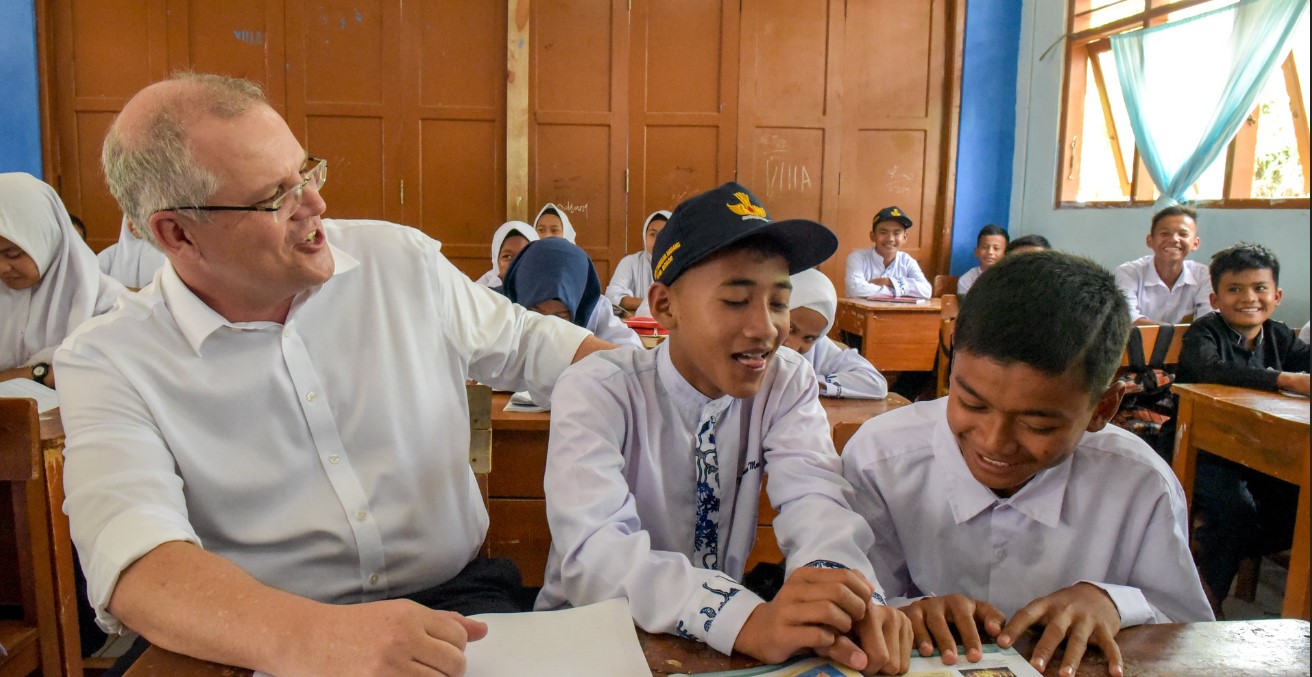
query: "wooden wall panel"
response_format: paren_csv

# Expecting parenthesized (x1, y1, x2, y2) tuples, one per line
(746, 127, 827, 222)
(303, 116, 386, 220)
(69, 1, 157, 100)
(420, 119, 503, 279)
(181, 0, 287, 113)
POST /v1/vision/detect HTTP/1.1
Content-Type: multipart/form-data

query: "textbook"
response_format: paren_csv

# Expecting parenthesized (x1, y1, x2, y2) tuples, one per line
(679, 645, 1043, 676)
(0, 377, 58, 413)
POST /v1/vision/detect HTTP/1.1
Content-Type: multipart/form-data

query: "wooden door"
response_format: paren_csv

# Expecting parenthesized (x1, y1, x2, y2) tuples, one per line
(529, 0, 629, 281)
(625, 0, 739, 252)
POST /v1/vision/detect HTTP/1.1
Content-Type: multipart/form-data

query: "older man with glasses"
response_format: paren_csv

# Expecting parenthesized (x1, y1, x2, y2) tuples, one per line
(56, 72, 612, 677)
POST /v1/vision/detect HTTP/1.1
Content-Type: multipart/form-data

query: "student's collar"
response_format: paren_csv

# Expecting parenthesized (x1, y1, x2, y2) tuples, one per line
(655, 341, 733, 421)
(1221, 316, 1265, 350)
(163, 244, 360, 356)
(931, 415, 1070, 528)
(1146, 256, 1202, 290)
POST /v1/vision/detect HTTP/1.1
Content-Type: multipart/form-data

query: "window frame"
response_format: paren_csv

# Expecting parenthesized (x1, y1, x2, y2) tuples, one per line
(1056, 0, 1311, 209)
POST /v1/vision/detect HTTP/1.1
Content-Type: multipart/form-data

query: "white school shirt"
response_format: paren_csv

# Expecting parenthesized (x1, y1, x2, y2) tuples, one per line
(586, 302, 643, 348)
(841, 399, 1214, 626)
(957, 266, 983, 295)
(605, 250, 653, 317)
(843, 249, 931, 299)
(804, 336, 888, 399)
(1114, 255, 1213, 323)
(1299, 321, 1309, 345)
(56, 219, 591, 633)
(536, 343, 881, 655)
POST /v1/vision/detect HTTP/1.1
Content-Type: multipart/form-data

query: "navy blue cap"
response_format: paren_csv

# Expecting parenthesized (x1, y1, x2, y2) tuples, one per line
(872, 206, 913, 230)
(652, 182, 837, 286)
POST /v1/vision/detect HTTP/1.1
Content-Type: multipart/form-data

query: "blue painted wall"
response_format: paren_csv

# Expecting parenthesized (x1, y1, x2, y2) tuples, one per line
(0, 0, 42, 177)
(950, 0, 1022, 274)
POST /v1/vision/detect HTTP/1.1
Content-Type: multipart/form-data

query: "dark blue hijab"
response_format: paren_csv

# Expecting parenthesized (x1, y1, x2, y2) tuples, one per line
(503, 238, 602, 327)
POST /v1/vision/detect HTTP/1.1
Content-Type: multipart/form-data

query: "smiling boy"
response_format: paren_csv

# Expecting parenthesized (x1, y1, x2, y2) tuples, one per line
(957, 225, 1008, 295)
(844, 206, 931, 299)
(1114, 205, 1212, 324)
(538, 183, 913, 674)
(842, 251, 1213, 677)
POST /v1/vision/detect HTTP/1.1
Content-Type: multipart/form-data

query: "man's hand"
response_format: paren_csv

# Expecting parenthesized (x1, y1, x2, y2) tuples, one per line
(277, 599, 488, 677)
(900, 594, 1005, 664)
(997, 583, 1123, 677)
(851, 601, 913, 675)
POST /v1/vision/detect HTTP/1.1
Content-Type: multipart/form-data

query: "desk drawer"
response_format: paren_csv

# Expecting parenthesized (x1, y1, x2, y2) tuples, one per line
(835, 304, 866, 337)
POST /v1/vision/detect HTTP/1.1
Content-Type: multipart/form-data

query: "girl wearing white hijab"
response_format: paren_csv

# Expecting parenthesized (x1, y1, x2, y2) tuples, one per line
(1, 172, 126, 385)
(97, 215, 168, 290)
(473, 220, 538, 289)
(532, 203, 578, 243)
(604, 209, 670, 317)
(783, 268, 887, 399)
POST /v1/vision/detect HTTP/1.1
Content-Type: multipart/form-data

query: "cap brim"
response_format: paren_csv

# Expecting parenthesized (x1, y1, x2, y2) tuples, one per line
(728, 218, 838, 274)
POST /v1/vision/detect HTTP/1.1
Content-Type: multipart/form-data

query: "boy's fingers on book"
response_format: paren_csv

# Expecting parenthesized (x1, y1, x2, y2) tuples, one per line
(1093, 623, 1125, 677)
(1058, 616, 1096, 677)
(924, 610, 959, 664)
(974, 601, 1006, 639)
(1027, 615, 1073, 674)
(817, 635, 868, 673)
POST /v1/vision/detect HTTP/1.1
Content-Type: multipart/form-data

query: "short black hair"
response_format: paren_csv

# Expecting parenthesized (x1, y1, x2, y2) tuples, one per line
(1005, 234, 1050, 254)
(954, 251, 1131, 397)
(977, 224, 1009, 245)
(1151, 204, 1197, 231)
(1209, 242, 1279, 289)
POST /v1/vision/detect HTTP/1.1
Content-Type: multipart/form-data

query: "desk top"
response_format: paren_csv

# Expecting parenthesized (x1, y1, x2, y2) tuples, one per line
(39, 408, 63, 446)
(125, 620, 1310, 677)
(1174, 383, 1310, 427)
(838, 297, 942, 312)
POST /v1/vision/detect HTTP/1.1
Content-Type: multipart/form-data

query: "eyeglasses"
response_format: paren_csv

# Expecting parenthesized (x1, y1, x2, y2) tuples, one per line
(161, 157, 328, 222)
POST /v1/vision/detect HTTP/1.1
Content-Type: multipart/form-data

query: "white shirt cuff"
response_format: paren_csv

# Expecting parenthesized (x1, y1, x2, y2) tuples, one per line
(1081, 580, 1155, 627)
(89, 508, 202, 634)
(708, 590, 766, 656)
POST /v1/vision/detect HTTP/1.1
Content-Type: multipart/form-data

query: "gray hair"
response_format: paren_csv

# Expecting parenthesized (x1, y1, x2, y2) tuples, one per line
(101, 72, 267, 246)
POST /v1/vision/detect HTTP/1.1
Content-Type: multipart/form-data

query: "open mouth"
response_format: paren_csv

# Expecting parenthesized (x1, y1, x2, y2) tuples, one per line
(300, 229, 322, 246)
(732, 350, 769, 370)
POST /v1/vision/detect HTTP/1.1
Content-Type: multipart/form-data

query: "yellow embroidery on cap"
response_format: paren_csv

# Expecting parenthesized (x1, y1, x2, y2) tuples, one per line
(655, 241, 681, 279)
(890, 208, 901, 217)
(727, 192, 768, 221)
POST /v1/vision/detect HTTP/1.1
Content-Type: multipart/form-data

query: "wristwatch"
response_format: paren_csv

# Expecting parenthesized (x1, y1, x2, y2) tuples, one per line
(30, 362, 50, 386)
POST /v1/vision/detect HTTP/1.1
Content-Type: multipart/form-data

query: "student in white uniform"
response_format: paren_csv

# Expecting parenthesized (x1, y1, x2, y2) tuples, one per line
(538, 182, 913, 673)
(472, 220, 536, 290)
(605, 209, 670, 317)
(956, 224, 1008, 295)
(844, 205, 931, 299)
(1114, 205, 1212, 325)
(1, 172, 124, 386)
(97, 216, 168, 290)
(532, 202, 578, 242)
(785, 269, 887, 399)
(503, 237, 643, 349)
(843, 251, 1213, 677)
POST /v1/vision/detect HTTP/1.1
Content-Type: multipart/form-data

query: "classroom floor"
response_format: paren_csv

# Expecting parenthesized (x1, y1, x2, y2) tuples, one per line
(1220, 556, 1288, 620)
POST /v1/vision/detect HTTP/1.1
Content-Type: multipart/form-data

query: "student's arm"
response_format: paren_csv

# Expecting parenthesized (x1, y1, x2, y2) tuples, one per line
(812, 338, 887, 399)
(1275, 325, 1311, 394)
(1113, 265, 1147, 322)
(587, 303, 644, 348)
(572, 335, 615, 363)
(603, 256, 639, 309)
(844, 250, 882, 298)
(1176, 322, 1281, 391)
(1, 366, 34, 383)
(886, 257, 932, 299)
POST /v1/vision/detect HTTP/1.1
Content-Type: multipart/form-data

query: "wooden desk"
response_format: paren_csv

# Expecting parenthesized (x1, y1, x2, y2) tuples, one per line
(1171, 383, 1311, 619)
(834, 298, 942, 373)
(124, 619, 1311, 676)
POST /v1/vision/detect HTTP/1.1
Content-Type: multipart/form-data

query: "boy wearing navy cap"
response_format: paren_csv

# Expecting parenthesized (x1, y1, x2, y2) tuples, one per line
(537, 183, 913, 673)
(844, 206, 932, 299)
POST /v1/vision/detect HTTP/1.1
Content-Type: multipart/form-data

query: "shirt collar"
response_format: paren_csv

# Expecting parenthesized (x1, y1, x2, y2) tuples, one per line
(1145, 257, 1203, 290)
(1221, 317, 1265, 350)
(161, 244, 360, 356)
(930, 414, 1071, 528)
(655, 341, 733, 422)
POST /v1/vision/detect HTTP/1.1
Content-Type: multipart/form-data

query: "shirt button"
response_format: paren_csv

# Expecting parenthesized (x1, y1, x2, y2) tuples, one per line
(283, 327, 291, 337)
(357, 511, 367, 521)
(306, 391, 317, 402)
(329, 454, 340, 464)
(369, 574, 380, 585)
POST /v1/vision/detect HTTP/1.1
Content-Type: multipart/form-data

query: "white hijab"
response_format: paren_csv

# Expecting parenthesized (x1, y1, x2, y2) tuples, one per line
(0, 172, 126, 370)
(474, 221, 537, 287)
(98, 216, 168, 289)
(788, 268, 838, 334)
(533, 203, 578, 243)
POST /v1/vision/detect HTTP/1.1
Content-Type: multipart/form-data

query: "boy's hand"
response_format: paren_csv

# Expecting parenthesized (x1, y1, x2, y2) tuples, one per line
(869, 277, 893, 288)
(900, 594, 1005, 664)
(1277, 372, 1310, 395)
(733, 568, 876, 670)
(997, 583, 1124, 677)
(851, 602, 913, 675)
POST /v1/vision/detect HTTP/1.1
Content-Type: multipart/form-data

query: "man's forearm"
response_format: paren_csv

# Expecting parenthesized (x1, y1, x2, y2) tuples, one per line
(571, 335, 616, 363)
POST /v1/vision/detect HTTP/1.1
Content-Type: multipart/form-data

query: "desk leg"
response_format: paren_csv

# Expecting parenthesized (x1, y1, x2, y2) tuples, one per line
(1284, 480, 1311, 619)
(1171, 397, 1198, 508)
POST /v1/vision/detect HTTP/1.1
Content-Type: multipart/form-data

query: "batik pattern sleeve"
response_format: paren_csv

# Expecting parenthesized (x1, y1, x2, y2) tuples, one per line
(543, 363, 764, 655)
(888, 255, 932, 299)
(761, 359, 882, 591)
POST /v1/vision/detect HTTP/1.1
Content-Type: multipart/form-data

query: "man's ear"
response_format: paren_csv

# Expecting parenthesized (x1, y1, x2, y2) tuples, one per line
(149, 212, 197, 260)
(649, 282, 677, 330)
(1086, 379, 1128, 432)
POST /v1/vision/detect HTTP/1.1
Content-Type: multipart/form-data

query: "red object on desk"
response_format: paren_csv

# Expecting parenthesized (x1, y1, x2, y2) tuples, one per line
(624, 317, 669, 335)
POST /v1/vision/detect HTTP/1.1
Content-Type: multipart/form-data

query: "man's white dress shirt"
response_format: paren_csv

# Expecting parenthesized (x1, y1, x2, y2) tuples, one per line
(57, 219, 591, 632)
(536, 343, 881, 655)
(844, 249, 931, 299)
(841, 399, 1214, 625)
(1114, 255, 1213, 323)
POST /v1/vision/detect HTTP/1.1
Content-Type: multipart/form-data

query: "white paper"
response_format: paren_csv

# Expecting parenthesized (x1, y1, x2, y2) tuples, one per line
(465, 598, 649, 677)
(0, 377, 59, 413)
(503, 390, 549, 413)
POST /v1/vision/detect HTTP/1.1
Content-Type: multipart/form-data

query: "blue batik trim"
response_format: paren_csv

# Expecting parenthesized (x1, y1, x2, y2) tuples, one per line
(698, 578, 741, 633)
(805, 559, 849, 570)
(693, 415, 721, 569)
(675, 620, 696, 640)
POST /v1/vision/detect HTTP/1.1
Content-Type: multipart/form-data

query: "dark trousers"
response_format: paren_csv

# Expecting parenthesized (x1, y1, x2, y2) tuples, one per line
(1192, 454, 1299, 601)
(104, 557, 526, 676)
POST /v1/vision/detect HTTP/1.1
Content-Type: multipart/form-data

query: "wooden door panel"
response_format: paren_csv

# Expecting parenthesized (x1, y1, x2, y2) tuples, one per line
(740, 0, 834, 122)
(419, 118, 503, 278)
(418, 1, 504, 111)
(302, 1, 385, 105)
(846, 0, 936, 119)
(534, 2, 614, 114)
(183, 0, 283, 91)
(739, 127, 826, 222)
(69, 1, 159, 100)
(644, 0, 723, 115)
(842, 129, 930, 256)
(70, 113, 119, 248)
(533, 123, 615, 247)
(306, 116, 386, 220)
(641, 125, 722, 210)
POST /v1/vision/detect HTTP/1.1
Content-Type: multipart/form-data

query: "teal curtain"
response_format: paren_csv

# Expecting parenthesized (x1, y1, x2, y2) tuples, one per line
(1111, 0, 1309, 207)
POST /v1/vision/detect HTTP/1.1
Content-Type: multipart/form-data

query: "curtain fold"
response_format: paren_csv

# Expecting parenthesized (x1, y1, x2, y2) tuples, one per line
(1111, 0, 1309, 207)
